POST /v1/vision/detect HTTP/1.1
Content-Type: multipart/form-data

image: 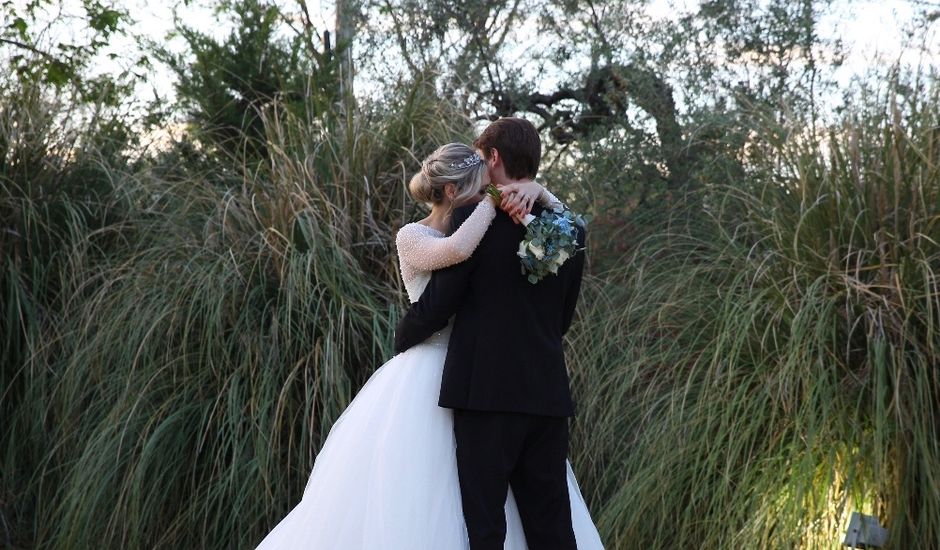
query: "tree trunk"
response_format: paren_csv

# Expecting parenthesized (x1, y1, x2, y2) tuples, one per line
(335, 0, 357, 101)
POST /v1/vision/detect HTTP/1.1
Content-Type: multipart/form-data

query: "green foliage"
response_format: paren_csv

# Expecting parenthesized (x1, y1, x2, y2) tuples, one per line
(0, 69, 136, 550)
(158, 0, 340, 161)
(2, 66, 473, 547)
(1, 0, 130, 94)
(567, 76, 940, 548)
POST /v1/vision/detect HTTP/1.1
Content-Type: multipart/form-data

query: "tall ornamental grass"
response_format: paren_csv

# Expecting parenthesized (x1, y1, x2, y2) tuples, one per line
(5, 60, 940, 549)
(566, 80, 940, 548)
(1, 76, 135, 548)
(3, 77, 472, 549)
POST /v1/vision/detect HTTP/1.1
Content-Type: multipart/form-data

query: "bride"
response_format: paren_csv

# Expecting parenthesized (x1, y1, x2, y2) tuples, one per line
(255, 143, 603, 549)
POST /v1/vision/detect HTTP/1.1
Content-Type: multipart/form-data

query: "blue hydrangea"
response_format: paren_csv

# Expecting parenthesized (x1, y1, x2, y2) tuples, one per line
(553, 217, 572, 233)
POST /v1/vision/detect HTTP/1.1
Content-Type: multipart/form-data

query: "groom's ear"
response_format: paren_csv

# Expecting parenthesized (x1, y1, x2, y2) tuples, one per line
(487, 148, 501, 169)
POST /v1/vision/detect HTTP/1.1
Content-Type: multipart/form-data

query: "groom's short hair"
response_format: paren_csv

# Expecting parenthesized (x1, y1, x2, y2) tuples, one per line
(474, 117, 540, 180)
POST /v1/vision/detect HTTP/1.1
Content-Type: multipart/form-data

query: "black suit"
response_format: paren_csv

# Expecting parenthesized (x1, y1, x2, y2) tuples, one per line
(394, 203, 586, 549)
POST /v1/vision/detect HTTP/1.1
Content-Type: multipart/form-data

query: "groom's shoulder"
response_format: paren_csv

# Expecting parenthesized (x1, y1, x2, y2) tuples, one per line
(447, 203, 479, 235)
(454, 203, 477, 219)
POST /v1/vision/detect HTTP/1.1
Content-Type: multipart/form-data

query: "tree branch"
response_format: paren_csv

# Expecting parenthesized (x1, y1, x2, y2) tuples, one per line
(484, 62, 698, 190)
(383, 1, 424, 74)
(286, 0, 324, 65)
(0, 37, 58, 62)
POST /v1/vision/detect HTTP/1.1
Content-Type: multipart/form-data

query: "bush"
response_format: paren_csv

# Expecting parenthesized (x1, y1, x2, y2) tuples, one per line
(0, 71, 136, 547)
(568, 77, 940, 548)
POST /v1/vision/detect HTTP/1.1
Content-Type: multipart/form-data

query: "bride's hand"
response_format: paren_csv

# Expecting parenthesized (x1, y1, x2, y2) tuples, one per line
(497, 181, 542, 222)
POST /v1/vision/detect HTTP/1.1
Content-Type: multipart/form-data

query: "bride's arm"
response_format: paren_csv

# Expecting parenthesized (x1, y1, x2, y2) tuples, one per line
(396, 198, 496, 272)
(536, 186, 565, 210)
(498, 181, 566, 219)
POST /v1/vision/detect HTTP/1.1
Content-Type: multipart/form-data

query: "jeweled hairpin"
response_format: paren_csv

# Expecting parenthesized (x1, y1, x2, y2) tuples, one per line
(449, 153, 482, 169)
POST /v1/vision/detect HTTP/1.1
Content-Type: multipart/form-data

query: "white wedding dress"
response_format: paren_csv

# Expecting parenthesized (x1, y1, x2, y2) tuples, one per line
(255, 192, 604, 549)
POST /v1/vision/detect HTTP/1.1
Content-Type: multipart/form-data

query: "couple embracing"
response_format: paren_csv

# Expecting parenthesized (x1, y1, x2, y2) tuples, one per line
(256, 118, 603, 549)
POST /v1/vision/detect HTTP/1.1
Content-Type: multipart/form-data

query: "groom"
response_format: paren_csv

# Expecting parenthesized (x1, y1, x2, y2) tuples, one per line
(394, 117, 585, 549)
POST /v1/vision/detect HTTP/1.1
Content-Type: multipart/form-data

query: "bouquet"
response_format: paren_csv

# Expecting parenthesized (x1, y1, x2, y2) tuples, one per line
(486, 184, 586, 284)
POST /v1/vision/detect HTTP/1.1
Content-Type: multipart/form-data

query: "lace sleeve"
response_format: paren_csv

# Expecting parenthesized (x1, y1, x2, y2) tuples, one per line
(396, 199, 496, 272)
(537, 186, 565, 210)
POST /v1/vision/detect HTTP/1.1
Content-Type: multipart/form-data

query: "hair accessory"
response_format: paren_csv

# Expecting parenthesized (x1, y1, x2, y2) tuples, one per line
(449, 153, 482, 170)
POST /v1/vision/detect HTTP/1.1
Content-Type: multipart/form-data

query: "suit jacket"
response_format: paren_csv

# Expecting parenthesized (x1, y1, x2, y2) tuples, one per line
(394, 203, 586, 417)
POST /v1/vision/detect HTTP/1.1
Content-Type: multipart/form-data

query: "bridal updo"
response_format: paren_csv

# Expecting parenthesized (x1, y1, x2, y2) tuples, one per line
(408, 143, 486, 207)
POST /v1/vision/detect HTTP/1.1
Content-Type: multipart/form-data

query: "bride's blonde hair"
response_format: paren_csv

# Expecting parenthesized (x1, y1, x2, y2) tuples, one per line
(408, 143, 486, 207)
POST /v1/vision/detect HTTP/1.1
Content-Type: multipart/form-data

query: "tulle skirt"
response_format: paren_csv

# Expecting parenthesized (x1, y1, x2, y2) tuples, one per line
(255, 330, 604, 549)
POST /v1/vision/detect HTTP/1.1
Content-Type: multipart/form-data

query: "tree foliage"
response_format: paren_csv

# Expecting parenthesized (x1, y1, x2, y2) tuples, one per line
(157, 0, 341, 161)
(1, 0, 132, 98)
(354, 0, 844, 259)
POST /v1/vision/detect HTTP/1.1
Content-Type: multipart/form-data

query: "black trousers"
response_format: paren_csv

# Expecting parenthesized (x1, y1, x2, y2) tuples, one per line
(452, 409, 576, 550)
